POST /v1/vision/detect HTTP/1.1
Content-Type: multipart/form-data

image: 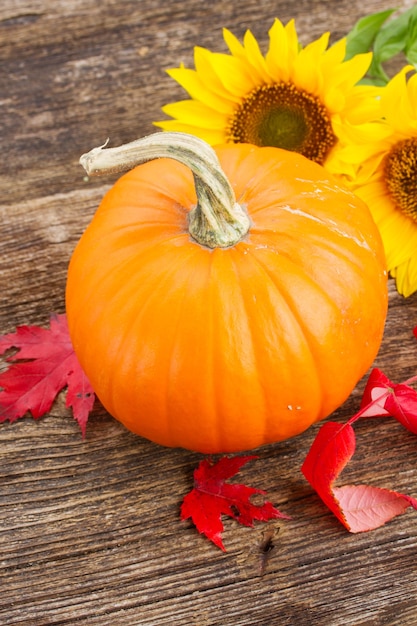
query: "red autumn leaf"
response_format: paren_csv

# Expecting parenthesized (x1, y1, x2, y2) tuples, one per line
(181, 455, 289, 551)
(302, 421, 417, 532)
(332, 485, 417, 532)
(0, 313, 95, 436)
(360, 368, 417, 434)
(359, 368, 391, 418)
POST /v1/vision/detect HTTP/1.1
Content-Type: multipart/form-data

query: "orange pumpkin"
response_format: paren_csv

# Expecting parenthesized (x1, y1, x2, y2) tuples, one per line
(66, 132, 387, 453)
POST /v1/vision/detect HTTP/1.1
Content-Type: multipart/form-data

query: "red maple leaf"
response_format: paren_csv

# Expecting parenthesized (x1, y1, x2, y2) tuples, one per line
(302, 420, 417, 532)
(360, 368, 417, 434)
(181, 455, 290, 551)
(0, 313, 95, 436)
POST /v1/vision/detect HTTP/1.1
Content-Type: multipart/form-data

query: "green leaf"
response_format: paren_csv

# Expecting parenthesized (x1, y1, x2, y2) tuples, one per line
(373, 7, 417, 63)
(345, 9, 395, 60)
(365, 6, 417, 82)
(404, 10, 417, 67)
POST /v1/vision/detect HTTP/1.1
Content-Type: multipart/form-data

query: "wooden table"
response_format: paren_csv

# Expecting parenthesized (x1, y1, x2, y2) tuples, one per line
(2, 1, 417, 624)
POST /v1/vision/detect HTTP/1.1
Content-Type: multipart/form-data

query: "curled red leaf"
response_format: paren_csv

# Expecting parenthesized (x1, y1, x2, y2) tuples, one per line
(333, 484, 417, 532)
(302, 421, 417, 532)
(360, 368, 417, 434)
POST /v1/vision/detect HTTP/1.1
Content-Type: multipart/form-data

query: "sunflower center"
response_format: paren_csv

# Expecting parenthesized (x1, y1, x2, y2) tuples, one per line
(383, 138, 417, 223)
(226, 83, 336, 164)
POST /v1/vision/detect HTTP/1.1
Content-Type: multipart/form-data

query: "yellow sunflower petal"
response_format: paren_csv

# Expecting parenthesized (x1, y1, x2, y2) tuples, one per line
(328, 52, 372, 90)
(193, 47, 241, 101)
(265, 18, 299, 81)
(222, 27, 245, 57)
(292, 32, 330, 93)
(381, 66, 417, 135)
(321, 37, 346, 68)
(160, 100, 228, 128)
(153, 119, 226, 144)
(380, 66, 416, 133)
(319, 55, 372, 117)
(205, 51, 261, 97)
(356, 180, 397, 221)
(166, 67, 233, 113)
(298, 31, 330, 60)
(342, 85, 383, 124)
(391, 257, 417, 298)
(379, 211, 417, 270)
(333, 118, 393, 149)
(222, 28, 270, 82)
(407, 71, 417, 106)
(241, 29, 271, 82)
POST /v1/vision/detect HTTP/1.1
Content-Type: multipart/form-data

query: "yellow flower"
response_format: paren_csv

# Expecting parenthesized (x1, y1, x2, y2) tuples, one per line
(348, 67, 417, 297)
(154, 19, 378, 173)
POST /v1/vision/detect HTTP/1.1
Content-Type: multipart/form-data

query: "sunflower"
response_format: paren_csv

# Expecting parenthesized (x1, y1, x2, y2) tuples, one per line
(154, 19, 379, 175)
(346, 66, 417, 297)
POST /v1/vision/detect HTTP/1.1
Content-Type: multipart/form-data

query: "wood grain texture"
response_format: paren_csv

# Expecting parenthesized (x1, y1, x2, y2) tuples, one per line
(1, 1, 417, 624)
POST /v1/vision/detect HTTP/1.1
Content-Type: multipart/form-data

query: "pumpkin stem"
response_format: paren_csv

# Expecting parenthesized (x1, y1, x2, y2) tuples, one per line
(79, 132, 250, 248)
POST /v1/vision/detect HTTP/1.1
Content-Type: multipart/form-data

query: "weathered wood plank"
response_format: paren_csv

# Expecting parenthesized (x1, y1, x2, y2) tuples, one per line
(1, 0, 417, 624)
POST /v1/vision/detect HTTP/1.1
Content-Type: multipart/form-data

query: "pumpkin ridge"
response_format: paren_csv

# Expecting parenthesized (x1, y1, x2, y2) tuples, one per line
(234, 245, 325, 423)
(246, 198, 372, 249)
(236, 243, 384, 417)
(71, 233, 192, 319)
(248, 226, 377, 278)
(94, 184, 190, 234)
(200, 251, 221, 451)
(159, 244, 218, 446)
(209, 250, 262, 451)
(99, 189, 191, 222)
(168, 248, 221, 451)
(119, 250, 202, 441)
(80, 243, 203, 428)
(125, 159, 195, 202)
(163, 254, 203, 448)
(226, 251, 267, 448)
(124, 172, 195, 222)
